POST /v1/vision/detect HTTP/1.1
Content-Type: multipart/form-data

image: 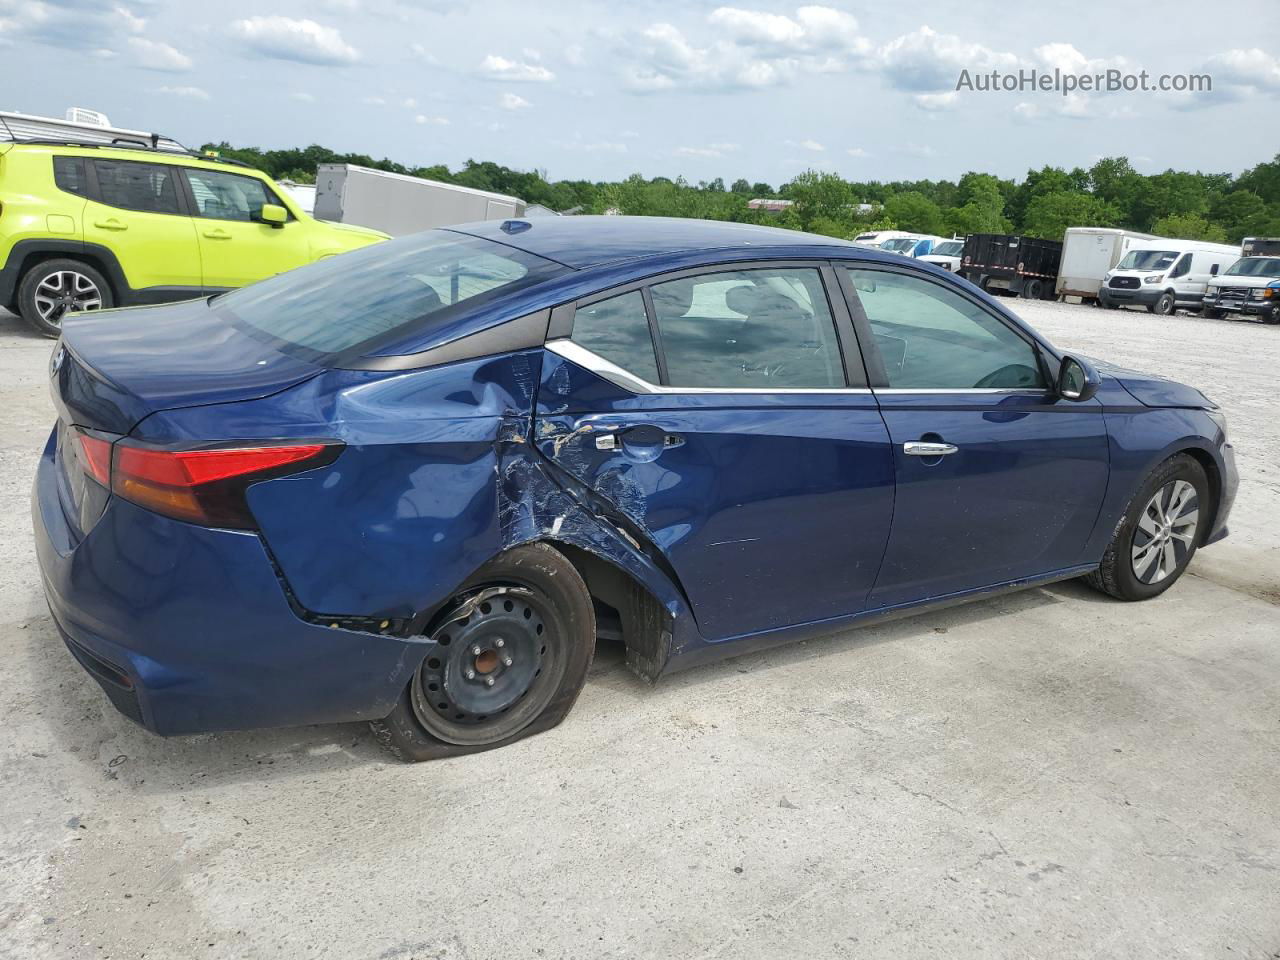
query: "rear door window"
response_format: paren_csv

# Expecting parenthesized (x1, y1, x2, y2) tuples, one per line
(91, 160, 182, 215)
(649, 268, 845, 388)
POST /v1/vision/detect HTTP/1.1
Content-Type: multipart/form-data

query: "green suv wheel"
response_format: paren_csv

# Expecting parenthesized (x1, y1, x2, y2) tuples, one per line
(17, 259, 113, 338)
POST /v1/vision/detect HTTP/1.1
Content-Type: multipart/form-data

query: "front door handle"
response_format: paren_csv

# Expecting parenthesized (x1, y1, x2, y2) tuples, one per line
(903, 441, 958, 456)
(202, 229, 232, 240)
(93, 219, 127, 231)
(594, 425, 682, 452)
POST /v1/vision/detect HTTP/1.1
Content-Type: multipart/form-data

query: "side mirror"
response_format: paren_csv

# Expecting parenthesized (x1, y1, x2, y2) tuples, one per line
(1057, 354, 1100, 402)
(255, 203, 287, 228)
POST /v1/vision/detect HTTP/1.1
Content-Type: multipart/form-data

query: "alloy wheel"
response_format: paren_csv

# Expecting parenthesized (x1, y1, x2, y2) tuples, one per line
(33, 270, 104, 326)
(409, 585, 564, 746)
(1131, 479, 1199, 585)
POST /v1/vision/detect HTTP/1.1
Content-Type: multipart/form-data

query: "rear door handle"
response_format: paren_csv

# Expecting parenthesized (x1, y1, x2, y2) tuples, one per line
(903, 441, 958, 456)
(202, 229, 232, 240)
(93, 219, 127, 231)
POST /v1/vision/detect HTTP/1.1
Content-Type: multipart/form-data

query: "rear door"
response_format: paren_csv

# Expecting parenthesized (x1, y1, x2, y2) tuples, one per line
(838, 264, 1109, 608)
(82, 158, 202, 292)
(535, 262, 895, 641)
(181, 167, 309, 289)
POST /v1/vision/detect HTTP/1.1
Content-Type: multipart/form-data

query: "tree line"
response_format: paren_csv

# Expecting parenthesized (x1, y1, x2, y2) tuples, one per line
(202, 141, 1280, 246)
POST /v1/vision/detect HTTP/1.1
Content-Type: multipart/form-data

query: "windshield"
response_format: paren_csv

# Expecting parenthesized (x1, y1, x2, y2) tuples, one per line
(932, 240, 963, 257)
(213, 231, 568, 361)
(1223, 257, 1280, 277)
(1115, 249, 1179, 272)
(882, 237, 918, 253)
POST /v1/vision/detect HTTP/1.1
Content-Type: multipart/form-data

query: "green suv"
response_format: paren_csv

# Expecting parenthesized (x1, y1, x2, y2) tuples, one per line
(0, 141, 387, 336)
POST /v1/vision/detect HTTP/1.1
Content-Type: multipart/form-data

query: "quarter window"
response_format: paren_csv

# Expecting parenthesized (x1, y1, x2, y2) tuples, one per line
(650, 268, 844, 388)
(570, 291, 660, 384)
(52, 157, 88, 196)
(846, 268, 1046, 390)
(92, 160, 181, 215)
(185, 168, 280, 222)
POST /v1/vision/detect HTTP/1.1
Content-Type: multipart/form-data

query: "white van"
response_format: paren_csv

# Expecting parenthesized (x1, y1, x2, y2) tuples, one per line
(1098, 239, 1240, 315)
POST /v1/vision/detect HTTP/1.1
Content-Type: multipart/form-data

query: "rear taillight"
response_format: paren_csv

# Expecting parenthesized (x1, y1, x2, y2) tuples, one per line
(109, 441, 341, 529)
(76, 432, 113, 486)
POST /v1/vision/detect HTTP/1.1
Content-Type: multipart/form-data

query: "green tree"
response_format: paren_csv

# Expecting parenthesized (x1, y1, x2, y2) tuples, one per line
(782, 170, 853, 230)
(1150, 214, 1227, 243)
(1210, 191, 1270, 243)
(1236, 154, 1280, 204)
(1022, 191, 1118, 239)
(883, 191, 945, 235)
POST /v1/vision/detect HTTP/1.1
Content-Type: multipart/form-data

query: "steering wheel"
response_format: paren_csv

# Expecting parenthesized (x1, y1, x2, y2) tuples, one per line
(973, 363, 1041, 389)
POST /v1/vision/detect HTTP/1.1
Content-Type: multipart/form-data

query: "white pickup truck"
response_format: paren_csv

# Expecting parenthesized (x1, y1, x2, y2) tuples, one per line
(1201, 256, 1280, 324)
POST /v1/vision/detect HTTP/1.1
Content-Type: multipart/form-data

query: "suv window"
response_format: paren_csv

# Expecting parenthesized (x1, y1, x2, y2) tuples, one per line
(52, 157, 88, 196)
(649, 268, 844, 388)
(92, 159, 182, 215)
(185, 168, 279, 222)
(570, 291, 660, 384)
(846, 268, 1045, 390)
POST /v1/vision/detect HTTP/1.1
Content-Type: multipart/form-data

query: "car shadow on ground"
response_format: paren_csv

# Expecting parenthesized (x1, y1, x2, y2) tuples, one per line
(0, 309, 49, 340)
(24, 577, 1111, 792)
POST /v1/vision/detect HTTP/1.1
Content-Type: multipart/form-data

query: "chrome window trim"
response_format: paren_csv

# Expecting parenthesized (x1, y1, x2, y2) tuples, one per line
(545, 339, 874, 396)
(873, 388, 1052, 396)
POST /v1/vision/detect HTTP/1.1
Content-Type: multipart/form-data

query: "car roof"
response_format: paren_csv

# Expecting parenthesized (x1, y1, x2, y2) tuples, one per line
(448, 215, 860, 269)
(8, 140, 262, 175)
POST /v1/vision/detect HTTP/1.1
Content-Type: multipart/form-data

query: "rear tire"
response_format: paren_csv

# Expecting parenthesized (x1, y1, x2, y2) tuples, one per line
(16, 258, 113, 338)
(1085, 454, 1208, 602)
(371, 543, 596, 762)
(1021, 278, 1044, 300)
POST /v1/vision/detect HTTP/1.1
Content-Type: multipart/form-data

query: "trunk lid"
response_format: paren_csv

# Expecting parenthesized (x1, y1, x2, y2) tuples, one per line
(53, 298, 323, 435)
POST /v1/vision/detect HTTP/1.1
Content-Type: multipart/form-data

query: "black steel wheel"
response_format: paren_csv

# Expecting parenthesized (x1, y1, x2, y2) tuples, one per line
(371, 543, 596, 761)
(1149, 291, 1176, 315)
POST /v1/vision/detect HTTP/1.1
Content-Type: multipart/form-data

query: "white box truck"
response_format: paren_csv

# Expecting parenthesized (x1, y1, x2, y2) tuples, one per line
(313, 164, 525, 237)
(1055, 227, 1156, 303)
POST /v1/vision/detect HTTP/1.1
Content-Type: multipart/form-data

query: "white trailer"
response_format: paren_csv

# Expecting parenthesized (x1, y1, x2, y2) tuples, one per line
(313, 164, 525, 236)
(1055, 227, 1156, 302)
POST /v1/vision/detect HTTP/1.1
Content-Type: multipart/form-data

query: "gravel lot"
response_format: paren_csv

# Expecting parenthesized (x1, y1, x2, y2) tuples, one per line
(1, 302, 1277, 960)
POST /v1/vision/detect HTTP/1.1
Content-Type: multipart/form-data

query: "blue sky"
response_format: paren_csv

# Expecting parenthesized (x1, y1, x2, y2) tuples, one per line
(2, 0, 1276, 185)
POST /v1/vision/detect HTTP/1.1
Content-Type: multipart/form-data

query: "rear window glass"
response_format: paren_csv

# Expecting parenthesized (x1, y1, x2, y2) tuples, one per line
(215, 231, 568, 360)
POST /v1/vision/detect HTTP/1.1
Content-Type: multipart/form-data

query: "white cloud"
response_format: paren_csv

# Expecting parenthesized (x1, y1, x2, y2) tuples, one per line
(127, 36, 192, 72)
(479, 54, 554, 83)
(499, 92, 530, 110)
(362, 95, 387, 106)
(879, 26, 1017, 93)
(913, 90, 959, 111)
(674, 142, 740, 158)
(1209, 47, 1280, 92)
(785, 138, 825, 151)
(624, 6, 872, 93)
(115, 6, 146, 34)
(231, 16, 360, 66)
(414, 114, 449, 125)
(846, 147, 869, 158)
(402, 97, 417, 108)
(152, 85, 210, 101)
(581, 141, 627, 153)
(409, 42, 438, 65)
(290, 92, 315, 102)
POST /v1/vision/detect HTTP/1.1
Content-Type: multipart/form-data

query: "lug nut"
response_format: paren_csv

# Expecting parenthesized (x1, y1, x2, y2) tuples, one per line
(495, 638, 505, 648)
(471, 645, 482, 656)
(502, 657, 513, 667)
(465, 669, 476, 680)
(485, 677, 496, 687)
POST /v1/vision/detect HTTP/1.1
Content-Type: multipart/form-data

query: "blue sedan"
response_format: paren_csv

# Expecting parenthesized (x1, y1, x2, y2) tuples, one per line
(33, 217, 1237, 760)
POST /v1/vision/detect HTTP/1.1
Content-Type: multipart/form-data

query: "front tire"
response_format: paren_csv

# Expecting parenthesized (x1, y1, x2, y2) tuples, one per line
(1085, 454, 1208, 601)
(1149, 291, 1176, 316)
(17, 258, 113, 338)
(371, 543, 596, 761)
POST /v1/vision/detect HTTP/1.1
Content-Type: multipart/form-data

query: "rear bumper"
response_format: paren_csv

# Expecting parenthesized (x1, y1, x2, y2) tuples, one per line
(32, 431, 422, 736)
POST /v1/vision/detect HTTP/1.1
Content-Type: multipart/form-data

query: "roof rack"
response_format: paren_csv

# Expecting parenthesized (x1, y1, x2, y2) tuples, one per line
(0, 110, 252, 169)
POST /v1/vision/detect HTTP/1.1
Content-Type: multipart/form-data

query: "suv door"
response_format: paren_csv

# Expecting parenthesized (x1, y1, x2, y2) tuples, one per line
(535, 263, 895, 641)
(82, 158, 202, 294)
(181, 167, 308, 289)
(838, 265, 1109, 608)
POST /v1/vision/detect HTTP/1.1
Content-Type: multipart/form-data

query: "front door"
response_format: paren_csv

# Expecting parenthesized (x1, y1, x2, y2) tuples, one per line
(838, 265, 1110, 609)
(535, 264, 895, 641)
(181, 167, 308, 289)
